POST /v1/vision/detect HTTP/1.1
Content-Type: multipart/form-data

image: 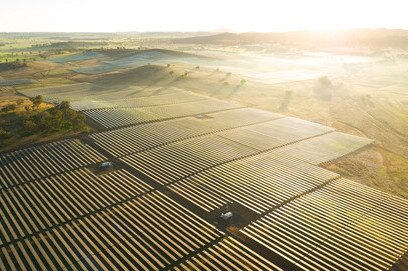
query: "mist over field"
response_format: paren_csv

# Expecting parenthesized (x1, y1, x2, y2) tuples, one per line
(1, 1, 408, 270)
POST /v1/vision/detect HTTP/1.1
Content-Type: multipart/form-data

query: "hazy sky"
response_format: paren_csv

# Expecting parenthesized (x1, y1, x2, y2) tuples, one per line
(2, 0, 408, 32)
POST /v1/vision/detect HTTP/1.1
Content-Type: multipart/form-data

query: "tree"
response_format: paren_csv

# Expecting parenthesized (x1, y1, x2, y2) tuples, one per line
(1, 104, 16, 113)
(72, 114, 87, 131)
(35, 111, 52, 130)
(0, 129, 11, 139)
(23, 120, 37, 133)
(16, 98, 24, 106)
(30, 95, 43, 109)
(58, 101, 70, 111)
(314, 76, 333, 101)
(317, 76, 332, 88)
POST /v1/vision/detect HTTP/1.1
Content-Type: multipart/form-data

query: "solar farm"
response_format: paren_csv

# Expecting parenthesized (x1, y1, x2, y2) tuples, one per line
(1, 85, 407, 271)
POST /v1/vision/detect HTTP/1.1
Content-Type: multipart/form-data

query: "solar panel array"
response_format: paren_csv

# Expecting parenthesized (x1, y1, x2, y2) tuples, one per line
(0, 169, 151, 246)
(84, 99, 240, 128)
(0, 139, 105, 189)
(122, 135, 258, 185)
(90, 108, 283, 157)
(217, 117, 334, 151)
(169, 151, 339, 213)
(271, 131, 374, 165)
(1, 85, 405, 271)
(20, 84, 183, 105)
(173, 237, 283, 271)
(71, 91, 206, 111)
(241, 178, 408, 271)
(0, 191, 222, 270)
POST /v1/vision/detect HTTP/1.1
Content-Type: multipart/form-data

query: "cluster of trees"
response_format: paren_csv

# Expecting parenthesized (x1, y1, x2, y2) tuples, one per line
(20, 97, 88, 135)
(1, 104, 16, 113)
(0, 118, 11, 139)
(0, 96, 89, 140)
(313, 76, 334, 101)
(0, 61, 28, 69)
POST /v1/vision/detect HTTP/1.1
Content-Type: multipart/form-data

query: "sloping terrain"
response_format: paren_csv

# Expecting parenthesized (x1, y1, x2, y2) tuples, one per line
(3, 82, 407, 271)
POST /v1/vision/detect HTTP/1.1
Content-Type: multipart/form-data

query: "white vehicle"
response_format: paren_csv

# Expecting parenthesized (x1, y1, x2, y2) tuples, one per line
(220, 212, 233, 220)
(100, 161, 112, 169)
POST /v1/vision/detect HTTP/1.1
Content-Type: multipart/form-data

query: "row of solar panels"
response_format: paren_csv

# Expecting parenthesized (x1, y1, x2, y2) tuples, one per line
(241, 178, 408, 271)
(0, 190, 282, 271)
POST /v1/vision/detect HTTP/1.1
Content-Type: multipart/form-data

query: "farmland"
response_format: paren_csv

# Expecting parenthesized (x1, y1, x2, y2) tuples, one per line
(0, 31, 407, 270)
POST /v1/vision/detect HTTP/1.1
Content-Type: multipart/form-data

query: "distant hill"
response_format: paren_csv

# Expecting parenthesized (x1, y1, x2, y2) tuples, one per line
(91, 65, 173, 86)
(31, 41, 108, 50)
(126, 48, 207, 59)
(175, 29, 408, 48)
(0, 61, 28, 72)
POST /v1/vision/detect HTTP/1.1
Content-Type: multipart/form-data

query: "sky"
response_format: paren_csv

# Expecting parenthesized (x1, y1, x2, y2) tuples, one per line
(2, 0, 408, 32)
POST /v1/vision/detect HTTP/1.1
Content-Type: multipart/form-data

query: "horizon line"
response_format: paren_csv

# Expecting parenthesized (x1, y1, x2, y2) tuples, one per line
(1, 27, 408, 34)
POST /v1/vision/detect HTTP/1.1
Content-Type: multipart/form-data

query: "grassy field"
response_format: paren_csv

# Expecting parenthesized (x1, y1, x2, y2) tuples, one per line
(0, 33, 407, 199)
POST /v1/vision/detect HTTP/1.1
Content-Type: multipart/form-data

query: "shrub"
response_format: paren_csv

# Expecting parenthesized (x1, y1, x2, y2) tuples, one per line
(23, 120, 37, 133)
(1, 103, 16, 113)
(0, 129, 11, 139)
(30, 95, 43, 109)
(16, 98, 24, 106)
(314, 76, 333, 101)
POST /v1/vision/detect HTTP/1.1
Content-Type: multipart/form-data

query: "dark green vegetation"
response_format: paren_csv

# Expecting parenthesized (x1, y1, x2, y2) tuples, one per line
(0, 61, 27, 70)
(0, 96, 89, 150)
(21, 98, 88, 134)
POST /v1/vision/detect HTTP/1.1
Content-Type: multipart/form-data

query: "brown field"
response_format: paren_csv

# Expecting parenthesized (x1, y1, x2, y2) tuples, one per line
(1, 34, 407, 198)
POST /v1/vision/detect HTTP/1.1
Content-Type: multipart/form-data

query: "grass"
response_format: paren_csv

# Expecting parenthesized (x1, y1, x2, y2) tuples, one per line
(1, 36, 407, 199)
(324, 145, 408, 199)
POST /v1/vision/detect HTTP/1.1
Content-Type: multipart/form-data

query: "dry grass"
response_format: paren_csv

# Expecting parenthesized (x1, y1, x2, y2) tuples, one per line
(1, 48, 407, 199)
(324, 146, 408, 199)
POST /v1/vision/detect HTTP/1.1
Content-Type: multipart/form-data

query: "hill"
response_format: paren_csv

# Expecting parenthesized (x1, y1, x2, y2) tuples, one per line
(176, 29, 408, 48)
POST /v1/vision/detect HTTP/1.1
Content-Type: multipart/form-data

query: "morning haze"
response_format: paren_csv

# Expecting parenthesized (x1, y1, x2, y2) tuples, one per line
(0, 1, 407, 271)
